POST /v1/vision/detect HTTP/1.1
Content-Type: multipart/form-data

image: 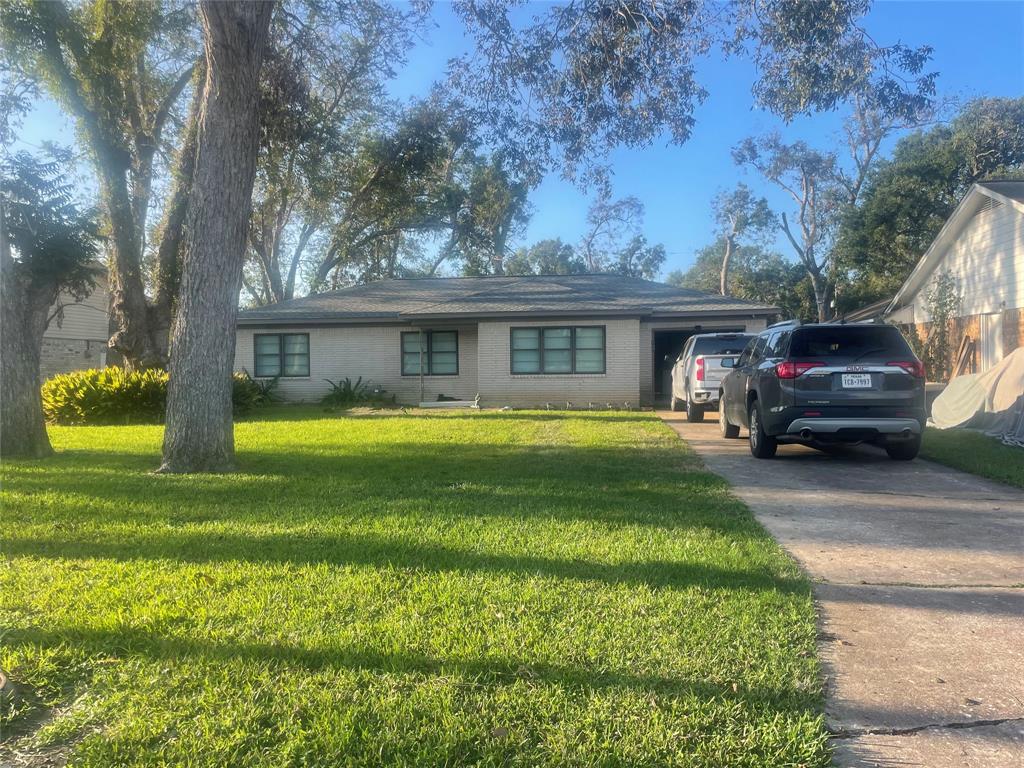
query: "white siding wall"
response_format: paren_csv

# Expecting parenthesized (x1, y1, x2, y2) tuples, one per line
(235, 324, 479, 404)
(909, 201, 1023, 322)
(476, 317, 640, 407)
(638, 316, 768, 404)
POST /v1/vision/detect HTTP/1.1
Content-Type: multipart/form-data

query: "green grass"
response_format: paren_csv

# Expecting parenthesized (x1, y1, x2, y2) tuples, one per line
(1, 408, 828, 766)
(921, 426, 1024, 489)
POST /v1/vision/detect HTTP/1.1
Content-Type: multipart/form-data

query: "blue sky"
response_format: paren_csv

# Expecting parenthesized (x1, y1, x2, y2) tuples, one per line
(13, 1, 1024, 278)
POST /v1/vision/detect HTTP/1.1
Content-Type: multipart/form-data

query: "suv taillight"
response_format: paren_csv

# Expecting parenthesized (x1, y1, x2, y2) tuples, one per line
(775, 361, 825, 379)
(696, 357, 704, 382)
(888, 360, 926, 378)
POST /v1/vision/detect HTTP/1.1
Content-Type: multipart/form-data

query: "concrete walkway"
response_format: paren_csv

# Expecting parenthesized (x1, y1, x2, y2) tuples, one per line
(658, 411, 1024, 767)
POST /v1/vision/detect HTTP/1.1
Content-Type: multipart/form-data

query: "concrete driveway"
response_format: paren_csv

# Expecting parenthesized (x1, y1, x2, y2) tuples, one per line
(658, 411, 1024, 767)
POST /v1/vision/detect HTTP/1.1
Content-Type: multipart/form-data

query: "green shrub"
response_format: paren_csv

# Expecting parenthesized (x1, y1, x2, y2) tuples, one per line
(232, 371, 280, 414)
(42, 368, 167, 425)
(321, 376, 395, 408)
(43, 369, 279, 425)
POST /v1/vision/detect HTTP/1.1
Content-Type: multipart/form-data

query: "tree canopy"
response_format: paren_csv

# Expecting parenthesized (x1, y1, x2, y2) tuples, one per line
(833, 97, 1024, 311)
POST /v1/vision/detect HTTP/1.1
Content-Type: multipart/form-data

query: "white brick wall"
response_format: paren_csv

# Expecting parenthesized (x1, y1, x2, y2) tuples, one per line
(236, 314, 773, 407)
(234, 324, 479, 404)
(475, 318, 640, 407)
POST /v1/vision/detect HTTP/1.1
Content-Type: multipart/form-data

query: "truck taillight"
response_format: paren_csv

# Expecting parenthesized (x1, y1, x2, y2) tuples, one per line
(775, 361, 825, 379)
(888, 360, 926, 378)
(696, 357, 704, 381)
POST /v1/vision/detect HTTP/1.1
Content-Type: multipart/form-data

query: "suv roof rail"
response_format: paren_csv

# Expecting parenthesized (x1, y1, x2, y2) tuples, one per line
(766, 318, 801, 329)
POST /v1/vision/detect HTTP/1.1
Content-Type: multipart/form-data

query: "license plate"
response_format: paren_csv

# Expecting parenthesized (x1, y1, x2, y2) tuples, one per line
(841, 373, 872, 389)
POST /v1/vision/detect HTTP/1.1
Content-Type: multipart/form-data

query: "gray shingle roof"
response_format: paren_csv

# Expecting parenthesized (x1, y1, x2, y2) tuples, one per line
(977, 180, 1024, 204)
(237, 274, 777, 325)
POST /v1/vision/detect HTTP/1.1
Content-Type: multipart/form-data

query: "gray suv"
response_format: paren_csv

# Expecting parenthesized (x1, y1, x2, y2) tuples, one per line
(718, 321, 927, 460)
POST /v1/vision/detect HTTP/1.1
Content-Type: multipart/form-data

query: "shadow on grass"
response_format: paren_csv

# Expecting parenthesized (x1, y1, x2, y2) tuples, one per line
(9, 624, 818, 715)
(4, 443, 747, 535)
(241, 407, 661, 424)
(4, 526, 801, 593)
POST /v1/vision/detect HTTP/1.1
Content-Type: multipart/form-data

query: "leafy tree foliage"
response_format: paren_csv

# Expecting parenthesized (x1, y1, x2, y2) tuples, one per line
(733, 134, 842, 321)
(1, 150, 100, 457)
(505, 239, 585, 276)
(834, 97, 1024, 311)
(711, 184, 774, 296)
(245, 0, 425, 304)
(1, 0, 199, 368)
(450, 0, 935, 182)
(667, 240, 816, 322)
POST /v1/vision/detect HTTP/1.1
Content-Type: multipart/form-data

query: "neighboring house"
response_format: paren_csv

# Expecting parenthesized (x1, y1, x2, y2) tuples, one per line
(884, 180, 1024, 374)
(41, 273, 110, 379)
(234, 274, 777, 407)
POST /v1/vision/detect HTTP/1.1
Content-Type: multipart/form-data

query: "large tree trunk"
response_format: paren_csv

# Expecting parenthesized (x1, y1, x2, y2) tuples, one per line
(150, 64, 205, 362)
(97, 154, 164, 370)
(1, 239, 56, 458)
(808, 268, 829, 323)
(719, 234, 734, 296)
(159, 0, 274, 474)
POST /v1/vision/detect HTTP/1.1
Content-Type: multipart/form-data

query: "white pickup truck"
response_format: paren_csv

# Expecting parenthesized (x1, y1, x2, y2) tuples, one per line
(670, 333, 754, 422)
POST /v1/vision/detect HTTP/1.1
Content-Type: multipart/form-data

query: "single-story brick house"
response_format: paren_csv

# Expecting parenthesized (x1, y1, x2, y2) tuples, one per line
(234, 274, 776, 407)
(885, 180, 1024, 375)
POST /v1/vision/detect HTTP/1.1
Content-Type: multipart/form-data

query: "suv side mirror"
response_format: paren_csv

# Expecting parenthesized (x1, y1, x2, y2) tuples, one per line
(720, 357, 736, 368)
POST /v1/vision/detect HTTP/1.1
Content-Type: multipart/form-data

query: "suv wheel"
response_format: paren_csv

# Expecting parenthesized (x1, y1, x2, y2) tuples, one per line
(748, 401, 777, 458)
(719, 398, 740, 439)
(686, 399, 705, 423)
(885, 434, 921, 461)
(669, 395, 683, 412)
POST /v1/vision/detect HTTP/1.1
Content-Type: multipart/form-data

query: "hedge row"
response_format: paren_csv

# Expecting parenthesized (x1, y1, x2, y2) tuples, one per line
(41, 368, 278, 425)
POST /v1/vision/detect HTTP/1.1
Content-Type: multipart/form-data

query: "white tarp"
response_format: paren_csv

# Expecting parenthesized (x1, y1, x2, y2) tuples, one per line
(930, 346, 1024, 447)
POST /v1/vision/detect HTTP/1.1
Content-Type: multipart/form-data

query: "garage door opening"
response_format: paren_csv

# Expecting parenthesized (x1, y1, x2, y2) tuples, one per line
(652, 327, 748, 403)
(653, 330, 693, 402)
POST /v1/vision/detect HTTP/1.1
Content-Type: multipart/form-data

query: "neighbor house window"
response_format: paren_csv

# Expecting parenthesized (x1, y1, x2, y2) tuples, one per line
(402, 331, 459, 375)
(510, 326, 606, 374)
(254, 333, 309, 377)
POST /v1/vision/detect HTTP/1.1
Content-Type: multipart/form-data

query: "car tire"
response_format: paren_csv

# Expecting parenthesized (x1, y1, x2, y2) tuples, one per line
(670, 395, 683, 412)
(686, 400, 705, 423)
(748, 400, 777, 458)
(885, 434, 921, 461)
(719, 397, 740, 438)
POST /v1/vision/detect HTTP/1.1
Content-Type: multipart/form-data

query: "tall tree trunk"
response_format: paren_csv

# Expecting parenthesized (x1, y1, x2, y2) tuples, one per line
(719, 234, 734, 296)
(0, 231, 56, 458)
(159, 0, 274, 474)
(808, 269, 828, 323)
(151, 63, 205, 361)
(98, 154, 163, 370)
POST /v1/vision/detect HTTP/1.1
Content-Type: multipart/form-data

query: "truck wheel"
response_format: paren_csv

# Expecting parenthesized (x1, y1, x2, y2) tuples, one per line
(719, 398, 740, 438)
(886, 434, 921, 461)
(686, 401, 705, 423)
(748, 401, 777, 458)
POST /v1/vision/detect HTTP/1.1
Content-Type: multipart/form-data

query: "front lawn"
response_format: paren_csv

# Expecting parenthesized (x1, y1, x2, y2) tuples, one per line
(921, 426, 1024, 490)
(1, 409, 828, 766)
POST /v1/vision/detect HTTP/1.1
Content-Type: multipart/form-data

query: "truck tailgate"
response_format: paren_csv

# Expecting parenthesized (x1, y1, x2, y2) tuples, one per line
(697, 355, 734, 388)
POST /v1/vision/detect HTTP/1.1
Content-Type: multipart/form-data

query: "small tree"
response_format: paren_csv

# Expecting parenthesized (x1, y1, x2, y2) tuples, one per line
(920, 270, 961, 382)
(1, 150, 99, 458)
(711, 184, 773, 296)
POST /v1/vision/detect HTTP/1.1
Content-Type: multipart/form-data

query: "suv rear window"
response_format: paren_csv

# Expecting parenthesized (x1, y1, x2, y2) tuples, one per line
(789, 326, 912, 359)
(693, 335, 754, 355)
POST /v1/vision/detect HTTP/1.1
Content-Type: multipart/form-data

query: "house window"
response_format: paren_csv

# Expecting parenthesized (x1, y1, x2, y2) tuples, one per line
(510, 326, 606, 375)
(401, 331, 459, 376)
(254, 333, 309, 377)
